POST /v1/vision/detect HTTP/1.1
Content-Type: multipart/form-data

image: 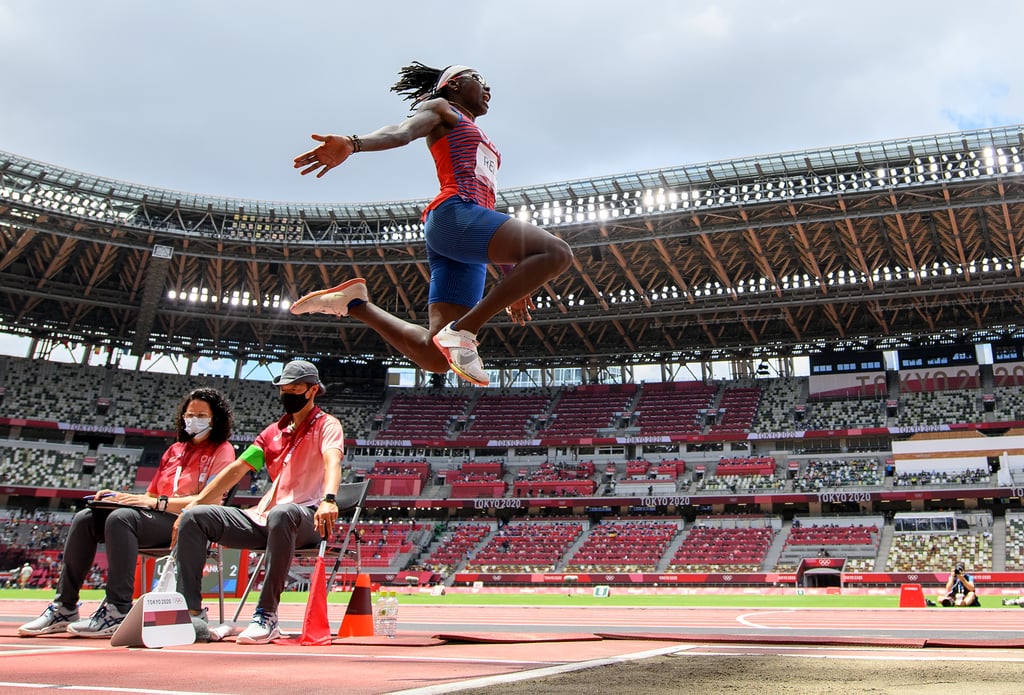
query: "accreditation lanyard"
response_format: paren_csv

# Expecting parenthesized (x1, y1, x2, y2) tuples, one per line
(259, 409, 324, 510)
(171, 441, 216, 496)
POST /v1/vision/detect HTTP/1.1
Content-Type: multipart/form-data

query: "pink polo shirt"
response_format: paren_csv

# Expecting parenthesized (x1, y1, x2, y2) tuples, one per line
(147, 439, 235, 498)
(239, 407, 345, 525)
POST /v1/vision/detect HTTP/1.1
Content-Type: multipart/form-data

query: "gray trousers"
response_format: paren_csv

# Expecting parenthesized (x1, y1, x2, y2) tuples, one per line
(56, 507, 176, 613)
(175, 504, 320, 615)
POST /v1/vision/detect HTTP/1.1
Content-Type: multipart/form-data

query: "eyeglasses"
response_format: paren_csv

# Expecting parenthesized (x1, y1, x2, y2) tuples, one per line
(459, 72, 487, 87)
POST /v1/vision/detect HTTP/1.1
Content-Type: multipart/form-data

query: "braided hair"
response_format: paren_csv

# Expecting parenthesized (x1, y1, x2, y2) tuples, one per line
(391, 61, 448, 107)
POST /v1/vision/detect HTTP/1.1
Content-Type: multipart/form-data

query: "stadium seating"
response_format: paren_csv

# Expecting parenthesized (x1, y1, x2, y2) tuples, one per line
(457, 392, 550, 440)
(542, 385, 635, 438)
(709, 386, 761, 432)
(793, 458, 882, 492)
(464, 521, 584, 573)
(512, 461, 596, 497)
(419, 522, 493, 576)
(886, 530, 992, 572)
(447, 461, 506, 498)
(633, 381, 715, 435)
(364, 460, 431, 496)
(804, 398, 885, 431)
(667, 525, 774, 572)
(375, 392, 470, 440)
(564, 520, 680, 572)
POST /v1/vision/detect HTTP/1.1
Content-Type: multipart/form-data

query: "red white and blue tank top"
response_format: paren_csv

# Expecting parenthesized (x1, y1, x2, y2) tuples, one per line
(424, 110, 501, 216)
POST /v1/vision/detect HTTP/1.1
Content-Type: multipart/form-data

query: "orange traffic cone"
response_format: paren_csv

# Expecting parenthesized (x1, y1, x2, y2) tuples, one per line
(298, 553, 332, 646)
(337, 573, 374, 637)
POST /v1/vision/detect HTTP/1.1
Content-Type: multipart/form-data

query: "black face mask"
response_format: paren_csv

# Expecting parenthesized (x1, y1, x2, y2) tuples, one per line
(280, 387, 312, 414)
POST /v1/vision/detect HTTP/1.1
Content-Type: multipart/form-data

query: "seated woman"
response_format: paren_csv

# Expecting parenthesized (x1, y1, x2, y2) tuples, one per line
(18, 387, 236, 638)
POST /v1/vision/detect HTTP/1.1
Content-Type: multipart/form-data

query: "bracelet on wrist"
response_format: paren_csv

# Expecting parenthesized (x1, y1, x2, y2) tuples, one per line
(350, 134, 363, 153)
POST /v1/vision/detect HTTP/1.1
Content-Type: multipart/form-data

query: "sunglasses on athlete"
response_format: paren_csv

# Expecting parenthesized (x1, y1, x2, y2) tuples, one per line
(456, 72, 487, 87)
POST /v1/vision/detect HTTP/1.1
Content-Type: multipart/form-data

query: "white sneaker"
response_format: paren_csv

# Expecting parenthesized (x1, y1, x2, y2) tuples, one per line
(432, 321, 489, 386)
(290, 278, 368, 317)
(236, 608, 280, 645)
(67, 601, 128, 638)
(18, 602, 79, 636)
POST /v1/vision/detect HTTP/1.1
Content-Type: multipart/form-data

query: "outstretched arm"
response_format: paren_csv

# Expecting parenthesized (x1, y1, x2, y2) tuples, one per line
(293, 99, 458, 178)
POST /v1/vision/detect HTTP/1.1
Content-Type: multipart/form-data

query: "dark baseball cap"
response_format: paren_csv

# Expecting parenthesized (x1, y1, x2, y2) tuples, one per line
(272, 360, 326, 395)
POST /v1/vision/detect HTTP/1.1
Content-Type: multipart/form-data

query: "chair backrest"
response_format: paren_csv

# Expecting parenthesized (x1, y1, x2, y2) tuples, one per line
(335, 480, 369, 513)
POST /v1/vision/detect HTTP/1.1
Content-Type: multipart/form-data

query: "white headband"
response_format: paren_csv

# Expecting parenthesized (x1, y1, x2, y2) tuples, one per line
(434, 65, 475, 93)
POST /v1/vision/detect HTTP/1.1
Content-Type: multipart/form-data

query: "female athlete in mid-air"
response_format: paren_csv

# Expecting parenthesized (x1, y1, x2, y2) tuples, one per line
(291, 62, 572, 387)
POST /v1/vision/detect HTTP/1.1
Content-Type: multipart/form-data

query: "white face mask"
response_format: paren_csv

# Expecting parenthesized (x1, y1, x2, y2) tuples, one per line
(184, 416, 212, 436)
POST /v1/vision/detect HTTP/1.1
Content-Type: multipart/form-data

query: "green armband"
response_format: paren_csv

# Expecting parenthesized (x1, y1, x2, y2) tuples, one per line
(239, 444, 266, 471)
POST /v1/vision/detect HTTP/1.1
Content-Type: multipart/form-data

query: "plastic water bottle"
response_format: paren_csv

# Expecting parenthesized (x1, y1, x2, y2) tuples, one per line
(381, 591, 398, 638)
(373, 592, 387, 635)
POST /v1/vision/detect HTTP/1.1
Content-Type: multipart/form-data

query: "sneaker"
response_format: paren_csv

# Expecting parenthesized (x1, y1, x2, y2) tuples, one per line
(236, 607, 280, 645)
(191, 608, 210, 643)
(67, 601, 127, 638)
(290, 278, 368, 317)
(17, 602, 79, 636)
(432, 321, 489, 386)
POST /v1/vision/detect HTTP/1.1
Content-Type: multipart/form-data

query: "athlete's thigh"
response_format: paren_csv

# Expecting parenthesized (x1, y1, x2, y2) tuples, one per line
(486, 216, 564, 265)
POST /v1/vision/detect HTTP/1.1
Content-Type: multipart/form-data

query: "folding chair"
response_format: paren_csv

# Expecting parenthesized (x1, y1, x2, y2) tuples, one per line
(228, 479, 370, 622)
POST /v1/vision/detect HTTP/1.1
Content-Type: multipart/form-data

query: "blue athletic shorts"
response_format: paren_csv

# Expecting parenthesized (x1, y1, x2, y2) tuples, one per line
(424, 196, 510, 307)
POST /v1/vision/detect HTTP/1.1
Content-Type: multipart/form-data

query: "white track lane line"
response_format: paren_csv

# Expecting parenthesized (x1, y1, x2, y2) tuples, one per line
(384, 645, 686, 695)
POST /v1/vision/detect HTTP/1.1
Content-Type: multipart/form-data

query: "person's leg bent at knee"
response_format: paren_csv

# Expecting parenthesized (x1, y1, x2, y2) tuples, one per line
(237, 504, 319, 645)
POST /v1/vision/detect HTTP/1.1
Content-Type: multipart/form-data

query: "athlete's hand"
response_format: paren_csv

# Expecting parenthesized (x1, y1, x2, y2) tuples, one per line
(505, 297, 535, 326)
(294, 134, 355, 178)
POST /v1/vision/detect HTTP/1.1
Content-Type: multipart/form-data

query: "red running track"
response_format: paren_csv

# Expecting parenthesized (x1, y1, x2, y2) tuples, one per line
(1, 599, 1022, 694)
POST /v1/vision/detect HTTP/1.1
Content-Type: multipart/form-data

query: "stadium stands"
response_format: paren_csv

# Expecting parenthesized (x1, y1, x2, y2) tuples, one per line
(709, 386, 761, 432)
(564, 519, 680, 572)
(419, 522, 493, 577)
(512, 461, 596, 497)
(793, 458, 883, 492)
(375, 392, 470, 440)
(667, 524, 774, 572)
(457, 392, 549, 440)
(464, 521, 584, 573)
(447, 460, 506, 498)
(542, 385, 635, 438)
(4, 355, 1024, 589)
(633, 381, 715, 435)
(365, 460, 431, 496)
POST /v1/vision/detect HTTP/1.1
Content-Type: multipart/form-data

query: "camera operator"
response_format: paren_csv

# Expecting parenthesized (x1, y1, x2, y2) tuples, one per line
(940, 562, 980, 606)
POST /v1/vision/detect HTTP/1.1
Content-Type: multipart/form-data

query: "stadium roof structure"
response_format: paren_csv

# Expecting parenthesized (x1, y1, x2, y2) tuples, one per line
(2, 124, 1024, 374)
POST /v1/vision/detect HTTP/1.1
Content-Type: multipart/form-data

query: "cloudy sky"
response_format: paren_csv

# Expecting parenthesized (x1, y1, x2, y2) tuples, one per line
(1, 1, 1021, 207)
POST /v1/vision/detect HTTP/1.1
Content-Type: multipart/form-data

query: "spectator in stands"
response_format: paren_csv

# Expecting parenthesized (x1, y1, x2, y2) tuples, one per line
(173, 360, 344, 644)
(290, 62, 572, 387)
(940, 562, 980, 607)
(18, 387, 236, 638)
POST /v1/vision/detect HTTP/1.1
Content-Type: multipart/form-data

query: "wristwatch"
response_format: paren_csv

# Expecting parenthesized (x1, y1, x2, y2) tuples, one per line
(322, 493, 337, 505)
(156, 496, 169, 512)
